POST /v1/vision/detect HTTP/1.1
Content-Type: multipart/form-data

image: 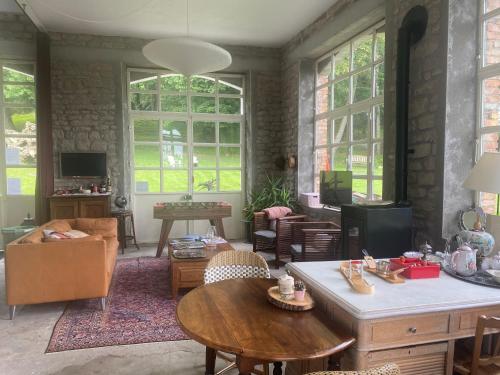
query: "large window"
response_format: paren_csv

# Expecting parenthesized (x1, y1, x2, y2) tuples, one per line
(0, 61, 36, 196)
(479, 2, 500, 214)
(314, 24, 384, 200)
(128, 70, 244, 193)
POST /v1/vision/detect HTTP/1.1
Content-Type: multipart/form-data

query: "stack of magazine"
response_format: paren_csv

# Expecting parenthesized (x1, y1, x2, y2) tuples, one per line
(170, 239, 206, 259)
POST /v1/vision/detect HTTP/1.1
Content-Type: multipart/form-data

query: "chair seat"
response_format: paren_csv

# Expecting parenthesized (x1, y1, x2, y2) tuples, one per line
(290, 244, 302, 255)
(254, 230, 276, 240)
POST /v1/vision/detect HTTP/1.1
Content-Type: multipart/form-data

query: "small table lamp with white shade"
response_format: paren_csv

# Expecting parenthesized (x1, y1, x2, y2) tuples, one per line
(463, 152, 500, 256)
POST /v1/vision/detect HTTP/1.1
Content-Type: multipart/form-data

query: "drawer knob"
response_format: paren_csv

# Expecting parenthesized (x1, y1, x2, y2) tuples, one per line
(408, 327, 417, 334)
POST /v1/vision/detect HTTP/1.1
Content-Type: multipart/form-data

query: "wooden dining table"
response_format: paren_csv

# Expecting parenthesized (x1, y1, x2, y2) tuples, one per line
(176, 278, 355, 375)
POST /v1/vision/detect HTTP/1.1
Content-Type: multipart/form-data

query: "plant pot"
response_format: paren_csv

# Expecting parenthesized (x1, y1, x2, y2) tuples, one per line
(294, 290, 305, 302)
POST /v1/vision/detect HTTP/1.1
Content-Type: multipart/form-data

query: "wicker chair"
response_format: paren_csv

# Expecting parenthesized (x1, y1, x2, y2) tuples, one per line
(204, 251, 270, 375)
(290, 222, 342, 262)
(305, 363, 400, 375)
(253, 211, 307, 269)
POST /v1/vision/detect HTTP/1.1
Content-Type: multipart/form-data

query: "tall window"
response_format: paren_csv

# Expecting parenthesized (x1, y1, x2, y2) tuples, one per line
(128, 69, 244, 193)
(314, 24, 384, 200)
(0, 61, 36, 196)
(479, 2, 500, 214)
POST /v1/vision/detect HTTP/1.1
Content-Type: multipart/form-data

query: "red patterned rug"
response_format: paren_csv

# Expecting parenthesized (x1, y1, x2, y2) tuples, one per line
(46, 257, 188, 353)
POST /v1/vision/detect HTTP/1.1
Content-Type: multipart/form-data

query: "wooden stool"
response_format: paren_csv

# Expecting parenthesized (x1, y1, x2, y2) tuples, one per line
(111, 210, 139, 254)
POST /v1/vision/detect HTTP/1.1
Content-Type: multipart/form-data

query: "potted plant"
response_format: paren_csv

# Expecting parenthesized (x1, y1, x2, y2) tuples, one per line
(294, 280, 306, 302)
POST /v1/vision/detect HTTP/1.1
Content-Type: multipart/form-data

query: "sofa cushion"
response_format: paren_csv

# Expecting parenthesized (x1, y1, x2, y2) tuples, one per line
(74, 218, 117, 239)
(47, 220, 73, 233)
(20, 230, 43, 244)
(44, 234, 103, 243)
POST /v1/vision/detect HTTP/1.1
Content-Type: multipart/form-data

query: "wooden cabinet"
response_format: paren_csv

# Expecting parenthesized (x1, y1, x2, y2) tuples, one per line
(49, 195, 111, 219)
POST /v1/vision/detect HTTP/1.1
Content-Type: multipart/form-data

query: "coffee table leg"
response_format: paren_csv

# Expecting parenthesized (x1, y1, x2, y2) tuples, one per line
(273, 362, 282, 375)
(214, 218, 226, 239)
(156, 219, 173, 257)
(205, 346, 216, 375)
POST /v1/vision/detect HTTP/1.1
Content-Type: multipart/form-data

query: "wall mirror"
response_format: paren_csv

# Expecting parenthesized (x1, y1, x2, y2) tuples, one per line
(459, 207, 486, 231)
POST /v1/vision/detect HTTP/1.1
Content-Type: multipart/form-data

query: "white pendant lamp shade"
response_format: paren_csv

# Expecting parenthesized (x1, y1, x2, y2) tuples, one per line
(464, 152, 500, 194)
(143, 37, 232, 76)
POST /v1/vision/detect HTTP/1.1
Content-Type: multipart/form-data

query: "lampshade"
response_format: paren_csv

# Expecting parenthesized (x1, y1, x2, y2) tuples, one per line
(142, 37, 232, 77)
(464, 152, 500, 194)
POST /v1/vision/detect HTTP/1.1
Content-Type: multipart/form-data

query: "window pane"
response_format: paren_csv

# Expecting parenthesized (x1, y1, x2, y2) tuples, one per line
(134, 119, 159, 142)
(375, 62, 384, 96)
(131, 93, 157, 111)
(219, 122, 240, 144)
(163, 143, 188, 168)
(316, 148, 331, 172)
(5, 107, 36, 135)
(162, 120, 187, 143)
(219, 97, 242, 115)
(134, 145, 160, 167)
(160, 74, 187, 92)
(352, 69, 372, 103)
(375, 28, 385, 61)
(353, 179, 368, 197)
(482, 132, 500, 152)
(372, 179, 383, 199)
(191, 96, 216, 113)
(352, 111, 369, 141)
(3, 64, 34, 82)
(316, 85, 331, 114)
(218, 77, 243, 95)
(190, 76, 216, 93)
(332, 146, 348, 171)
(374, 104, 384, 139)
(220, 170, 241, 191)
(129, 71, 157, 90)
(481, 192, 499, 215)
(482, 76, 500, 127)
(135, 170, 160, 193)
(315, 119, 328, 146)
(351, 145, 368, 175)
(5, 137, 36, 165)
(333, 78, 349, 109)
(333, 116, 348, 144)
(163, 170, 188, 192)
(220, 147, 240, 167)
(6, 167, 36, 195)
(193, 146, 216, 168)
(194, 170, 217, 191)
(3, 84, 35, 105)
(374, 143, 384, 177)
(334, 45, 350, 78)
(484, 14, 500, 66)
(317, 57, 331, 85)
(352, 34, 373, 69)
(161, 95, 187, 112)
(193, 121, 216, 143)
(486, 0, 500, 12)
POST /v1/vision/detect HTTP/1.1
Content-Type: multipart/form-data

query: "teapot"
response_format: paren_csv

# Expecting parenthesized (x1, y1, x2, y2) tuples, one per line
(451, 242, 478, 276)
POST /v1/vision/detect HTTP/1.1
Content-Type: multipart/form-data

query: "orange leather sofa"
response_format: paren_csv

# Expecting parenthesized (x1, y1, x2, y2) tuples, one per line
(5, 218, 119, 319)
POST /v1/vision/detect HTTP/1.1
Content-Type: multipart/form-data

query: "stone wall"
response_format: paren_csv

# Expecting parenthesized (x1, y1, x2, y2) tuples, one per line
(0, 12, 35, 42)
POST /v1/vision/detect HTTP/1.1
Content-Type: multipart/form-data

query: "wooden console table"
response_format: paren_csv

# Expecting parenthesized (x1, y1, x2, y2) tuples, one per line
(287, 261, 500, 374)
(49, 194, 111, 219)
(154, 202, 232, 257)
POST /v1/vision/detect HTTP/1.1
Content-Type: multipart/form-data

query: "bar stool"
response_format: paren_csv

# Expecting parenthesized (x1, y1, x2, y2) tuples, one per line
(111, 210, 140, 254)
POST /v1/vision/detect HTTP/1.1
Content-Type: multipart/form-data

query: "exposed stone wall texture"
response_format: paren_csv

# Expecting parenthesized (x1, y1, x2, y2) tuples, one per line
(51, 61, 120, 200)
(0, 12, 36, 42)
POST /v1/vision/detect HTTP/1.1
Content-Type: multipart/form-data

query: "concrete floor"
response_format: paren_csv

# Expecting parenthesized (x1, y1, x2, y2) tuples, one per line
(0, 242, 286, 375)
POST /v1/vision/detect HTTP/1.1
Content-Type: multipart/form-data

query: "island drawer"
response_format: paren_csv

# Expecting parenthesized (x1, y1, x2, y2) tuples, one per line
(370, 314, 450, 344)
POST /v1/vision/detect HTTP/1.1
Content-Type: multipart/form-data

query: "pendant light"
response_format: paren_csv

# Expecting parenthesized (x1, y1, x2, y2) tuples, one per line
(142, 0, 232, 76)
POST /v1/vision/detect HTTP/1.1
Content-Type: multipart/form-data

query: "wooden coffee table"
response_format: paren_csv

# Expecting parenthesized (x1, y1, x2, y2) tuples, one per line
(169, 242, 233, 298)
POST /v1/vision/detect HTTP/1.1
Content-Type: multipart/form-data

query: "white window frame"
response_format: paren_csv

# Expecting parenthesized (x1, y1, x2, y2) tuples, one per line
(313, 22, 385, 200)
(477, 2, 500, 214)
(127, 68, 245, 195)
(0, 60, 37, 197)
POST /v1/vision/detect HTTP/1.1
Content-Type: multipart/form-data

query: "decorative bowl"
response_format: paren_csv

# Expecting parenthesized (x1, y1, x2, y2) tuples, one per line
(486, 269, 500, 284)
(403, 251, 423, 259)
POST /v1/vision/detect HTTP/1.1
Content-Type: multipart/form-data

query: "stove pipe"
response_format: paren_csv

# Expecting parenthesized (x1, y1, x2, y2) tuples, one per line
(395, 6, 428, 206)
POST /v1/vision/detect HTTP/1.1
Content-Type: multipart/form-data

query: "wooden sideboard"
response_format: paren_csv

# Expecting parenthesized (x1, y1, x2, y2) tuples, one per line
(287, 261, 500, 375)
(49, 194, 111, 219)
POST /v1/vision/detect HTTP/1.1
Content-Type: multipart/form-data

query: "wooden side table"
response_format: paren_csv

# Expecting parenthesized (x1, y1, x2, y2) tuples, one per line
(111, 210, 140, 254)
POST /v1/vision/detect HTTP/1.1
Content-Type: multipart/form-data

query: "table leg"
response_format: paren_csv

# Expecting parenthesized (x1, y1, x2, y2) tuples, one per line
(328, 353, 342, 370)
(156, 219, 173, 257)
(214, 218, 226, 239)
(236, 356, 256, 375)
(117, 216, 126, 254)
(205, 346, 216, 375)
(272, 362, 282, 375)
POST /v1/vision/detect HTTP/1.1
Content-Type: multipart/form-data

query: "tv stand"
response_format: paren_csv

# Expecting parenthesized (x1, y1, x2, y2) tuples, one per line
(49, 194, 111, 219)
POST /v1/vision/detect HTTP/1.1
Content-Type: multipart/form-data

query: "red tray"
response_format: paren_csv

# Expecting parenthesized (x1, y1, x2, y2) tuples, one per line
(389, 257, 440, 279)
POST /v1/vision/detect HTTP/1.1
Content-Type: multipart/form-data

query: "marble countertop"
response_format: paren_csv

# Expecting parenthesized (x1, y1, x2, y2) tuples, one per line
(287, 261, 500, 320)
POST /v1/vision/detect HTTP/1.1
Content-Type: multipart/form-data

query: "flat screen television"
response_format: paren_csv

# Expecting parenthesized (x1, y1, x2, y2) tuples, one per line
(320, 170, 352, 206)
(60, 152, 107, 178)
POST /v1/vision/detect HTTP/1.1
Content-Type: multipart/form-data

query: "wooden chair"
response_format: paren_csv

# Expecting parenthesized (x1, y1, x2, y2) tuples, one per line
(305, 363, 400, 375)
(454, 315, 500, 375)
(204, 250, 270, 375)
(290, 221, 342, 262)
(253, 211, 307, 269)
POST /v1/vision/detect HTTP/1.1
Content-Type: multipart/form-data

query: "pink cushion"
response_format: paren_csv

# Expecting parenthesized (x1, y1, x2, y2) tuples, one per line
(263, 206, 292, 220)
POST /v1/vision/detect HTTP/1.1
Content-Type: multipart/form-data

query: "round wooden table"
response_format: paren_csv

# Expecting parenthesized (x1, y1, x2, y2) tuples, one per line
(176, 278, 355, 375)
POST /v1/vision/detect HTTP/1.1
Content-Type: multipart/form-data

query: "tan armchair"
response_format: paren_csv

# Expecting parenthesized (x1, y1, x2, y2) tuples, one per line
(252, 211, 307, 269)
(290, 221, 342, 262)
(306, 363, 400, 375)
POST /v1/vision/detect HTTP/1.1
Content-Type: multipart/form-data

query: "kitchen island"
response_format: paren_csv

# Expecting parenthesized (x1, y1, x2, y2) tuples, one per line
(286, 261, 500, 374)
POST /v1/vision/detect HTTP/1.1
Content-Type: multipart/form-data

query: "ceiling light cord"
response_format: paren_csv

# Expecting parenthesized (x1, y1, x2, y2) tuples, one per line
(186, 0, 190, 36)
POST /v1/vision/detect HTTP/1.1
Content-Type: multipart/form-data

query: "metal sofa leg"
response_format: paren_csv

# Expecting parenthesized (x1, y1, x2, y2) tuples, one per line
(9, 305, 16, 320)
(99, 297, 106, 311)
